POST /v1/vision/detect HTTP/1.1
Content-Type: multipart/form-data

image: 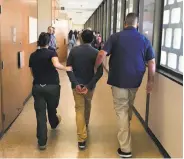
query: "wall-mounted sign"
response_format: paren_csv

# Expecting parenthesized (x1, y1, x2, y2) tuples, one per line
(12, 27, 16, 43)
(29, 16, 37, 44)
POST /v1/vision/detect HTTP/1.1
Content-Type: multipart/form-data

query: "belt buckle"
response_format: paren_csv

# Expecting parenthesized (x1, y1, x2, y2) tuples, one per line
(40, 84, 46, 87)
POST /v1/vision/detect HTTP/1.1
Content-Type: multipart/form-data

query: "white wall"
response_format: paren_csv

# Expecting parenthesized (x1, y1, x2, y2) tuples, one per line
(134, 69, 148, 121)
(148, 73, 183, 158)
(135, 71, 183, 158)
(72, 24, 84, 31)
(38, 0, 52, 36)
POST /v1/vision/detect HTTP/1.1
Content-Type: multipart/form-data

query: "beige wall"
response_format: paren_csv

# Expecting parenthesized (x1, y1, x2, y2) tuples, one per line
(38, 0, 52, 35)
(148, 73, 183, 158)
(72, 24, 84, 31)
(135, 71, 183, 158)
(134, 69, 148, 121)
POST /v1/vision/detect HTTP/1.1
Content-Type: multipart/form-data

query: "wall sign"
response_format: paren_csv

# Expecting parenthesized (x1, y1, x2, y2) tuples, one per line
(29, 16, 38, 44)
(12, 27, 16, 43)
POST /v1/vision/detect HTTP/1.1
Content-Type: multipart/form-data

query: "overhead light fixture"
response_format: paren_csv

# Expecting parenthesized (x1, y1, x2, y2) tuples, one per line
(68, 2, 76, 5)
(68, 1, 88, 5)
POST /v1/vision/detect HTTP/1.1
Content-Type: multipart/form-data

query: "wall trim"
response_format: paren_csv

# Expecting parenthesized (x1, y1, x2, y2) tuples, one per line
(0, 93, 32, 140)
(23, 93, 32, 106)
(132, 106, 171, 158)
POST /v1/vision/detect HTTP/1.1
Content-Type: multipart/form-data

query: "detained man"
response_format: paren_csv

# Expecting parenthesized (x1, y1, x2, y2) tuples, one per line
(67, 30, 103, 150)
(94, 13, 156, 158)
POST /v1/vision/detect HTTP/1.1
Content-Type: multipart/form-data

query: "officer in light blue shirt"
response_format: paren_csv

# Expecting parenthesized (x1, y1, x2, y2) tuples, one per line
(48, 26, 57, 50)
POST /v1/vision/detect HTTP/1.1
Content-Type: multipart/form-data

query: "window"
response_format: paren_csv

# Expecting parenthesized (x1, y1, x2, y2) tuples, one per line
(103, 1, 107, 41)
(142, 0, 155, 43)
(116, 0, 122, 32)
(106, 0, 110, 39)
(111, 0, 114, 34)
(160, 0, 183, 75)
(126, 0, 134, 15)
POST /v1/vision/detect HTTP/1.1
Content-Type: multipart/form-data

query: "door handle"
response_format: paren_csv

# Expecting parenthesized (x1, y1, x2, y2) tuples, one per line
(1, 61, 4, 70)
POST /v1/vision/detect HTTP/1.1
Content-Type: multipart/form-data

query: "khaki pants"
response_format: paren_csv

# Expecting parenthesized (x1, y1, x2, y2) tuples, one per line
(73, 90, 94, 142)
(112, 86, 138, 153)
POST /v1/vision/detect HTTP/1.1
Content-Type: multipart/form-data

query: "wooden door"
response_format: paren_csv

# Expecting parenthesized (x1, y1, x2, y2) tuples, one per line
(0, 0, 23, 130)
(53, 20, 69, 62)
(0, 0, 3, 133)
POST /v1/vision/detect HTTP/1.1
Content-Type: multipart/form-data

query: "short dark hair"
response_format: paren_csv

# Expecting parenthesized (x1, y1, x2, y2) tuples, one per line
(48, 26, 52, 29)
(125, 13, 138, 26)
(37, 32, 51, 47)
(81, 30, 93, 43)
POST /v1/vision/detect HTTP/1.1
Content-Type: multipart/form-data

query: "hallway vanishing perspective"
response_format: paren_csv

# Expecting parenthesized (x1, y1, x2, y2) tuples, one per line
(0, 71, 162, 158)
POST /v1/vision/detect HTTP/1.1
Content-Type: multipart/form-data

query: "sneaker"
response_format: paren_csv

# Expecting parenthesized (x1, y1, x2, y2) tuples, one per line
(117, 148, 132, 158)
(38, 145, 46, 150)
(51, 115, 61, 129)
(78, 141, 86, 150)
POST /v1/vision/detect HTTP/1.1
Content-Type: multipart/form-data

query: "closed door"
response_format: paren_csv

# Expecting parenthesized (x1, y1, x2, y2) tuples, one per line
(0, 0, 23, 130)
(0, 1, 3, 133)
(53, 20, 69, 62)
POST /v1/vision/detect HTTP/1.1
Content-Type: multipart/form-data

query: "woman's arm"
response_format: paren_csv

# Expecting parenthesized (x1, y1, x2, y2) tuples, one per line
(52, 57, 72, 71)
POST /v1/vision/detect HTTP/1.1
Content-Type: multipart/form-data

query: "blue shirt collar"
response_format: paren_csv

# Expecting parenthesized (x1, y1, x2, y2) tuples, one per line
(124, 26, 137, 31)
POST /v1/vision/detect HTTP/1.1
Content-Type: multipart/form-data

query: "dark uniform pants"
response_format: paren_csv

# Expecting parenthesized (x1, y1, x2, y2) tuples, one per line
(32, 84, 60, 146)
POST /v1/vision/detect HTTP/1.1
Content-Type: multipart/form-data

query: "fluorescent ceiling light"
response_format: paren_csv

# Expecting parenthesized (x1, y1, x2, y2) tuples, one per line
(68, 1, 88, 5)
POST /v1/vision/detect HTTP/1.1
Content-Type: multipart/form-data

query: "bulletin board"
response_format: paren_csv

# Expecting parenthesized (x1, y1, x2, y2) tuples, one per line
(29, 16, 38, 44)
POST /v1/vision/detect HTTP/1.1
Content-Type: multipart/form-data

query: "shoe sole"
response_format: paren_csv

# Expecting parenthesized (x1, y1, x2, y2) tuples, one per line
(117, 152, 132, 158)
(39, 146, 46, 150)
(79, 146, 86, 149)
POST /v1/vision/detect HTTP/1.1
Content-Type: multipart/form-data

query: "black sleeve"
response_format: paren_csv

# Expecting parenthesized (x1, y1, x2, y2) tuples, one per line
(29, 54, 32, 67)
(66, 50, 79, 87)
(49, 50, 58, 59)
(87, 64, 103, 90)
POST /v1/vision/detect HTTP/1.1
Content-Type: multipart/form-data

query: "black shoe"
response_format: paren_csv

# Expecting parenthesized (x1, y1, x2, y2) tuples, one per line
(78, 141, 86, 150)
(51, 115, 61, 129)
(117, 148, 132, 158)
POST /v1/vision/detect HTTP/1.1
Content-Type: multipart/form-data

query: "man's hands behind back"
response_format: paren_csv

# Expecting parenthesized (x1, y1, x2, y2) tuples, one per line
(76, 85, 88, 95)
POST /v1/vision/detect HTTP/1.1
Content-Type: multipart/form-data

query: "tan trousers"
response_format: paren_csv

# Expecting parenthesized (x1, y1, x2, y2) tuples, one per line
(112, 86, 138, 153)
(73, 90, 94, 142)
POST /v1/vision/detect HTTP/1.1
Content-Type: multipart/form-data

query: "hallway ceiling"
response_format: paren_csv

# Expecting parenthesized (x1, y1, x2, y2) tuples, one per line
(59, 0, 103, 24)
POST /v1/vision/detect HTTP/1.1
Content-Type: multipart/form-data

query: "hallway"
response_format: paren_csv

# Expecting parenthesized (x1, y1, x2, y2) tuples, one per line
(0, 71, 162, 158)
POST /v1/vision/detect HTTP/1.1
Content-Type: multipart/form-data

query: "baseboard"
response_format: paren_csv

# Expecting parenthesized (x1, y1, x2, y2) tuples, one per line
(0, 131, 3, 139)
(0, 93, 32, 140)
(133, 107, 171, 158)
(23, 93, 32, 106)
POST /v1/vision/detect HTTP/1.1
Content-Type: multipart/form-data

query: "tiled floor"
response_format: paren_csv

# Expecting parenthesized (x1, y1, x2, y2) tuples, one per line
(0, 71, 162, 158)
